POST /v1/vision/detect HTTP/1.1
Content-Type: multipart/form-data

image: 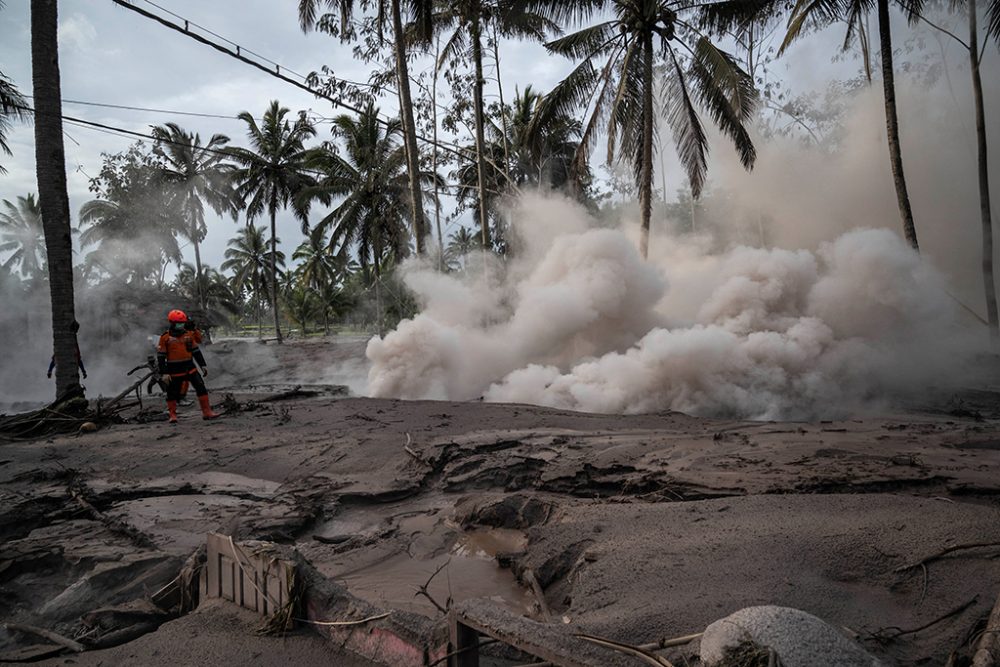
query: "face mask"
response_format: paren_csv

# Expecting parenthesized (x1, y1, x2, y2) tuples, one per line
(170, 323, 186, 336)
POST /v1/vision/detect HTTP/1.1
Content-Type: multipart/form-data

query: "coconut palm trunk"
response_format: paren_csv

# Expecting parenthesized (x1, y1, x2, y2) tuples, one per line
(254, 268, 262, 337)
(876, 0, 919, 251)
(432, 36, 445, 270)
(269, 205, 282, 343)
(492, 24, 513, 186)
(639, 33, 655, 260)
(471, 13, 492, 249)
(970, 0, 998, 342)
(192, 225, 205, 312)
(390, 0, 427, 255)
(31, 0, 80, 399)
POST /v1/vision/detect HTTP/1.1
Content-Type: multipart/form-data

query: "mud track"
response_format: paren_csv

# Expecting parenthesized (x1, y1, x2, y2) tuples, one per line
(3, 392, 1000, 665)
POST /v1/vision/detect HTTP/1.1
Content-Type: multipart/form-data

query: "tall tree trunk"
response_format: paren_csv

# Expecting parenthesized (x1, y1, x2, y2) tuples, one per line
(192, 227, 205, 313)
(374, 257, 383, 337)
(471, 12, 492, 250)
(432, 35, 445, 271)
(390, 0, 426, 256)
(254, 268, 262, 338)
(638, 33, 654, 260)
(970, 0, 998, 342)
(31, 0, 80, 400)
(492, 24, 512, 186)
(269, 206, 282, 343)
(876, 0, 919, 251)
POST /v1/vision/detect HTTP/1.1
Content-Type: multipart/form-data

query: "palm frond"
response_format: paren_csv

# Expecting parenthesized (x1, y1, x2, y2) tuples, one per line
(545, 20, 619, 59)
(698, 0, 783, 34)
(989, 0, 1000, 40)
(664, 51, 709, 197)
(692, 36, 756, 121)
(781, 0, 846, 54)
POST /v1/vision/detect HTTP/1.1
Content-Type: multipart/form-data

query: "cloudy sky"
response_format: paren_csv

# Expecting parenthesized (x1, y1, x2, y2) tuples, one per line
(0, 0, 849, 272)
(0, 0, 580, 269)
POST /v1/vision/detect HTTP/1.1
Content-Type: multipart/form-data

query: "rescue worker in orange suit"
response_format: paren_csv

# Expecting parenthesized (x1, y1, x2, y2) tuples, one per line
(157, 310, 219, 423)
(176, 319, 203, 406)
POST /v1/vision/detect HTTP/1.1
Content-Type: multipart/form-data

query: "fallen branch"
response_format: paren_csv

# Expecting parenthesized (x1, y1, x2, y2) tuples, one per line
(575, 633, 676, 667)
(973, 590, 1000, 667)
(69, 481, 157, 550)
(524, 569, 553, 621)
(514, 633, 702, 667)
(870, 596, 978, 642)
(894, 542, 1000, 573)
(414, 560, 451, 614)
(404, 433, 430, 466)
(294, 612, 391, 627)
(3, 623, 85, 653)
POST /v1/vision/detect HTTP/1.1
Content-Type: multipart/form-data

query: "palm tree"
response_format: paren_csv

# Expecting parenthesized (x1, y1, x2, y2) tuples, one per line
(229, 100, 317, 343)
(531, 0, 757, 259)
(427, 0, 558, 250)
(221, 224, 284, 336)
(78, 153, 186, 285)
(293, 225, 347, 334)
(790, 0, 919, 250)
(446, 225, 477, 270)
(299, 103, 428, 335)
(293, 224, 343, 290)
(283, 283, 319, 336)
(174, 263, 240, 327)
(0, 72, 29, 175)
(0, 194, 46, 280)
(706, 0, 920, 249)
(509, 85, 586, 189)
(968, 0, 998, 341)
(298, 0, 432, 255)
(151, 123, 237, 312)
(31, 0, 81, 398)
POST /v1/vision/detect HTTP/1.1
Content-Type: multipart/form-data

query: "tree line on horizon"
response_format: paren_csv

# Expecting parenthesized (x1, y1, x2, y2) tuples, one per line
(0, 0, 997, 400)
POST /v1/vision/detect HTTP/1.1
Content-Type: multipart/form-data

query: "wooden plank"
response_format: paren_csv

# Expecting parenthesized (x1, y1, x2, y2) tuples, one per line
(450, 600, 634, 667)
(205, 533, 293, 620)
(449, 615, 480, 667)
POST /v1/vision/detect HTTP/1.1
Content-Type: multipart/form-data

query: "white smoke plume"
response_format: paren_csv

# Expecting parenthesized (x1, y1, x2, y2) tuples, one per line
(367, 191, 981, 419)
(366, 64, 995, 419)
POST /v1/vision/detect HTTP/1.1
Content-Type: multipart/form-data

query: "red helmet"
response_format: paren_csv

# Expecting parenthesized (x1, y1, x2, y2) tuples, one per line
(168, 309, 188, 323)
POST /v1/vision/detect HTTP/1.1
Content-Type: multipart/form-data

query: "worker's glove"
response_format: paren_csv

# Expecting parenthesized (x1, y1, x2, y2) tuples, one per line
(46, 371, 52, 378)
(201, 367, 209, 377)
(82, 371, 87, 379)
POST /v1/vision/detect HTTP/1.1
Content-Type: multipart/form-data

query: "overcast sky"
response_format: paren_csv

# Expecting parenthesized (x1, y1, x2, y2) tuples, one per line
(0, 0, 848, 272)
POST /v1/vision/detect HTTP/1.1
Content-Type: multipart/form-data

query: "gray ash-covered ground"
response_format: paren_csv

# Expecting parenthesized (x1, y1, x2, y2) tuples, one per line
(2, 338, 1000, 665)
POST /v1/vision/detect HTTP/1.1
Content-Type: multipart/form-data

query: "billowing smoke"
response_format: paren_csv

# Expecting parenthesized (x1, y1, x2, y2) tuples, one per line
(365, 61, 995, 419)
(367, 192, 979, 419)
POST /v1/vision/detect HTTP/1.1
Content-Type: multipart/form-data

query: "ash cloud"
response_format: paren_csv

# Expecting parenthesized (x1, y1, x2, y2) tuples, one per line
(366, 68, 993, 419)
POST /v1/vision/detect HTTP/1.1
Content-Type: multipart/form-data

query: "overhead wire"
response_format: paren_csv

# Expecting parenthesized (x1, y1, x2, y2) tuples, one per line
(25, 94, 334, 125)
(14, 102, 508, 200)
(107, 0, 474, 164)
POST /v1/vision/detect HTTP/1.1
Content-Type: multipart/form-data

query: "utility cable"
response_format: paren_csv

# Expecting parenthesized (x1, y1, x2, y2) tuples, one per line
(24, 94, 334, 125)
(107, 0, 471, 163)
(15, 103, 509, 201)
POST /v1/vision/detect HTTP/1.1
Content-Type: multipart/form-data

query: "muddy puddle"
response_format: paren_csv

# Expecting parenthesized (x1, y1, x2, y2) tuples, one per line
(308, 498, 535, 617)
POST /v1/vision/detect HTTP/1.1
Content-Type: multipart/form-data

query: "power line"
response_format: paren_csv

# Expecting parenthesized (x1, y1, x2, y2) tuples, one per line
(17, 103, 509, 199)
(138, 0, 311, 84)
(27, 95, 245, 121)
(108, 0, 473, 164)
(25, 94, 333, 124)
